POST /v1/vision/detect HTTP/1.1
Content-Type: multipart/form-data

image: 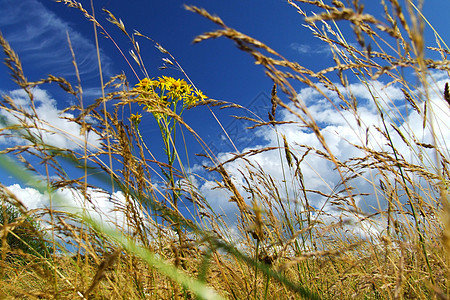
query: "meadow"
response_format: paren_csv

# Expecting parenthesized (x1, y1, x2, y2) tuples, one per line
(0, 0, 449, 299)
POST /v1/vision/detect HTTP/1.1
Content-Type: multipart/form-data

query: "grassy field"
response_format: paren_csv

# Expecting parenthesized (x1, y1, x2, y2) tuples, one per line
(1, 0, 449, 299)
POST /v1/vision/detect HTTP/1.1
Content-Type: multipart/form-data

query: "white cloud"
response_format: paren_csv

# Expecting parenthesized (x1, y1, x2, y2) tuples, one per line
(6, 183, 136, 233)
(290, 42, 331, 56)
(0, 0, 114, 80)
(0, 87, 101, 150)
(195, 77, 450, 237)
(3, 182, 186, 252)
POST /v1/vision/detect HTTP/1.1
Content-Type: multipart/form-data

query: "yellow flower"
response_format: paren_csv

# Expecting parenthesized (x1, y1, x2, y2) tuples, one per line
(183, 90, 206, 107)
(184, 95, 196, 107)
(195, 90, 207, 101)
(136, 76, 206, 113)
(171, 78, 183, 90)
(160, 76, 176, 90)
(136, 78, 151, 88)
(130, 112, 142, 126)
(135, 78, 158, 94)
(181, 83, 193, 95)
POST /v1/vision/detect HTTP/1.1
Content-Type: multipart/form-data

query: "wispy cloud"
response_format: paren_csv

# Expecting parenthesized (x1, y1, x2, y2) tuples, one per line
(290, 42, 332, 56)
(0, 0, 115, 81)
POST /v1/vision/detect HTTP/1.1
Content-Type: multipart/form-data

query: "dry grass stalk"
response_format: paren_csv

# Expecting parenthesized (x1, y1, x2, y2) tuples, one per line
(0, 0, 448, 298)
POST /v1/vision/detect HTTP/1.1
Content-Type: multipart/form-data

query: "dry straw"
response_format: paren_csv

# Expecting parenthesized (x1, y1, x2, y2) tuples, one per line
(0, 0, 449, 298)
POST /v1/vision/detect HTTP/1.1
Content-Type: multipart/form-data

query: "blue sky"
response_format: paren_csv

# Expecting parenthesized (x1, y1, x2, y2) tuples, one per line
(0, 0, 324, 161)
(0, 0, 337, 186)
(1, 0, 450, 235)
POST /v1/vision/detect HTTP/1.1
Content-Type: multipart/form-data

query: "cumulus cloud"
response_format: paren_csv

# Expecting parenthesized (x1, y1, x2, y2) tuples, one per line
(0, 87, 101, 150)
(195, 76, 450, 236)
(6, 183, 135, 233)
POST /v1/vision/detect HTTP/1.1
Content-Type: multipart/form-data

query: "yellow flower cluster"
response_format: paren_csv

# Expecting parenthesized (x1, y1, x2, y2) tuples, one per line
(135, 76, 207, 108)
(129, 112, 142, 126)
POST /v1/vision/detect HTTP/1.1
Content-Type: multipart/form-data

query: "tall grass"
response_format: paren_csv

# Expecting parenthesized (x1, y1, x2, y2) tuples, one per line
(0, 0, 449, 299)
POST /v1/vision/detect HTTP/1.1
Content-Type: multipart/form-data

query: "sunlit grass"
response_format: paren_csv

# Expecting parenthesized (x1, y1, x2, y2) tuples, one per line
(0, 0, 449, 299)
